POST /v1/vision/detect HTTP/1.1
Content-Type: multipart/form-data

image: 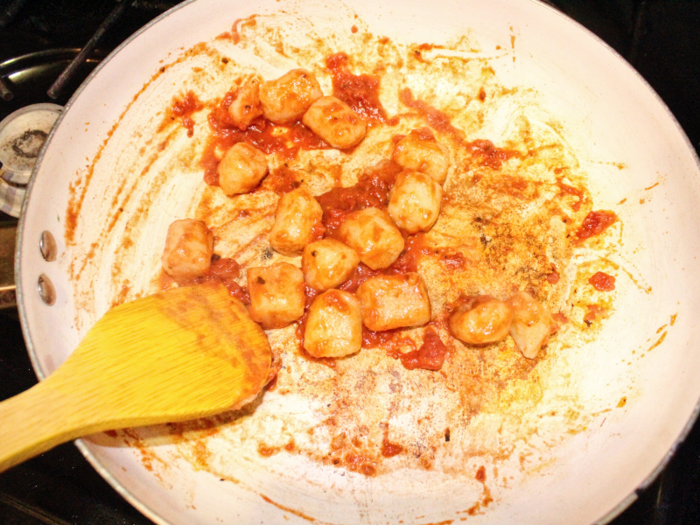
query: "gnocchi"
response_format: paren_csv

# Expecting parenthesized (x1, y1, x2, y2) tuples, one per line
(302, 238, 360, 291)
(387, 170, 443, 234)
(507, 291, 556, 359)
(259, 69, 323, 124)
(339, 207, 404, 270)
(392, 129, 450, 184)
(218, 142, 268, 196)
(302, 96, 367, 149)
(269, 187, 324, 256)
(357, 273, 431, 331)
(247, 263, 306, 329)
(304, 290, 363, 358)
(228, 79, 263, 130)
(448, 295, 513, 345)
(161, 219, 214, 280)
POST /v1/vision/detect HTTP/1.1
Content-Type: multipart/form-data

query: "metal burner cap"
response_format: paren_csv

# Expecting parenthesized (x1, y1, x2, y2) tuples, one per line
(0, 103, 62, 186)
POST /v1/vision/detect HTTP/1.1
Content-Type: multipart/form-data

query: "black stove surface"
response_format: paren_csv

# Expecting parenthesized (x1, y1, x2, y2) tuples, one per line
(1, 1, 699, 524)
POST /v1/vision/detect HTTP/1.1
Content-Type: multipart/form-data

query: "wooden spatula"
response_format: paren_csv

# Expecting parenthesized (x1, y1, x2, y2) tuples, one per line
(0, 281, 271, 473)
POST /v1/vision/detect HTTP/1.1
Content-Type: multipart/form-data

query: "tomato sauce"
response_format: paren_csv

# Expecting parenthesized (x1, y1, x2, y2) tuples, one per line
(467, 139, 518, 170)
(556, 178, 585, 212)
(397, 327, 449, 371)
(326, 53, 397, 125)
(317, 160, 402, 237)
(576, 210, 617, 241)
(201, 91, 331, 185)
(182, 257, 250, 304)
(399, 87, 462, 139)
(168, 91, 204, 138)
(588, 271, 615, 291)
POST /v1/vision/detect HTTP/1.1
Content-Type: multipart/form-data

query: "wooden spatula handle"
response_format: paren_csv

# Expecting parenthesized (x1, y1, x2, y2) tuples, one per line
(0, 378, 95, 473)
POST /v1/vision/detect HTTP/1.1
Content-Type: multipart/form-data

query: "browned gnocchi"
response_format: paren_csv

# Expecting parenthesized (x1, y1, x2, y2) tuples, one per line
(448, 295, 513, 345)
(387, 170, 443, 234)
(228, 79, 263, 130)
(302, 239, 360, 291)
(356, 273, 431, 331)
(247, 263, 306, 329)
(218, 142, 268, 196)
(338, 207, 404, 270)
(507, 291, 557, 359)
(161, 219, 214, 280)
(302, 96, 367, 149)
(269, 187, 323, 256)
(392, 129, 450, 184)
(259, 69, 323, 124)
(303, 290, 363, 358)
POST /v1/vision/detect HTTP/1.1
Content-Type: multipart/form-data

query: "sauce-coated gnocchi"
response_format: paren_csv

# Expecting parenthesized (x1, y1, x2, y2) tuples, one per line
(161, 219, 214, 280)
(259, 69, 323, 124)
(448, 295, 513, 345)
(387, 170, 443, 234)
(357, 273, 431, 331)
(218, 142, 268, 196)
(339, 207, 404, 270)
(302, 239, 360, 291)
(247, 263, 306, 329)
(269, 187, 323, 256)
(302, 96, 367, 149)
(392, 129, 450, 184)
(304, 290, 362, 358)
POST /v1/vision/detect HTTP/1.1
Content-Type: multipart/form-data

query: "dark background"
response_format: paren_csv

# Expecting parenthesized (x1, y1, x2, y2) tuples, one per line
(0, 0, 699, 523)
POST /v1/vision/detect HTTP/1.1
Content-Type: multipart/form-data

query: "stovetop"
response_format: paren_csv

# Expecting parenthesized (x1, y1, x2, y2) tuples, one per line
(1, 1, 699, 524)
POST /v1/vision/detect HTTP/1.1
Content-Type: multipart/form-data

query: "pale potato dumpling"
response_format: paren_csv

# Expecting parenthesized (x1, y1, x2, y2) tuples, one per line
(388, 170, 443, 234)
(302, 96, 367, 149)
(217, 142, 268, 196)
(339, 207, 404, 270)
(392, 129, 450, 184)
(228, 79, 263, 130)
(247, 263, 306, 329)
(304, 290, 362, 358)
(161, 219, 214, 280)
(356, 273, 431, 331)
(269, 187, 323, 256)
(448, 295, 513, 345)
(507, 291, 556, 359)
(259, 69, 323, 124)
(302, 239, 360, 291)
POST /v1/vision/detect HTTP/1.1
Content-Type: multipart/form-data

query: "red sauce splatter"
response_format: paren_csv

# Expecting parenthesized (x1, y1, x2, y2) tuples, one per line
(467, 139, 517, 170)
(169, 91, 204, 137)
(326, 53, 397, 125)
(201, 92, 330, 185)
(584, 304, 607, 323)
(556, 178, 585, 211)
(344, 453, 377, 476)
(398, 327, 449, 371)
(576, 210, 617, 241)
(351, 25, 358, 33)
(589, 271, 616, 291)
(475, 465, 486, 482)
(182, 257, 250, 304)
(399, 87, 461, 138)
(338, 264, 382, 294)
(546, 265, 560, 284)
(258, 165, 303, 195)
(317, 160, 402, 237)
(381, 437, 404, 457)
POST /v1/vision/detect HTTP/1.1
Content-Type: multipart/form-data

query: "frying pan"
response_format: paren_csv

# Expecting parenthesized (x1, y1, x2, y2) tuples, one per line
(15, 0, 700, 523)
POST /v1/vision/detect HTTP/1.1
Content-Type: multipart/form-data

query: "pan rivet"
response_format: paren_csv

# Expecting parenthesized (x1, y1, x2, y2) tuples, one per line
(37, 274, 56, 305)
(39, 231, 57, 262)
